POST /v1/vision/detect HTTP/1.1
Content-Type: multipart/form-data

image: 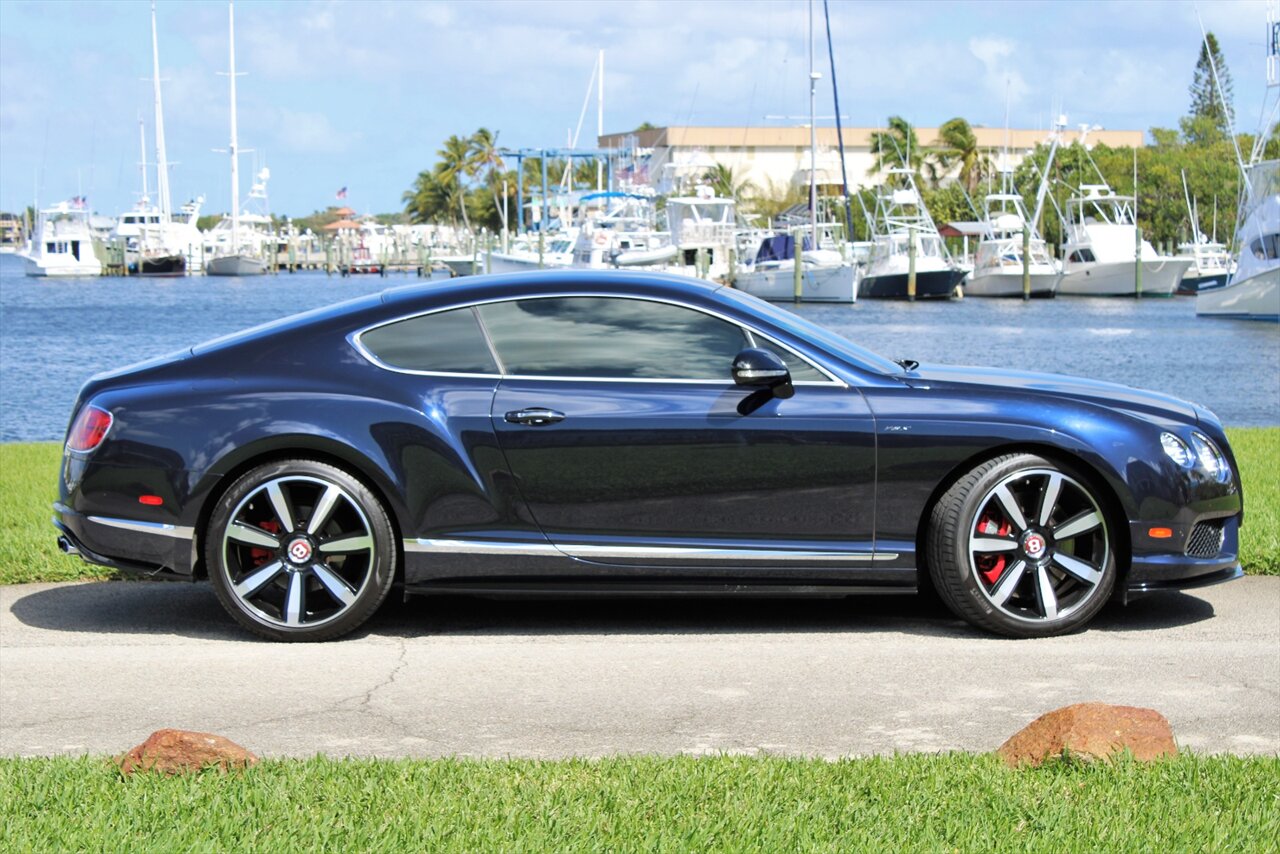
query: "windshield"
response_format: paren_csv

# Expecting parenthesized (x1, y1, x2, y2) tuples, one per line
(714, 287, 902, 376)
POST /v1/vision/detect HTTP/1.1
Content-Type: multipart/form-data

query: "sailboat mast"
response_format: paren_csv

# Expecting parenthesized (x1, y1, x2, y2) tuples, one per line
(807, 0, 817, 245)
(150, 1, 171, 228)
(597, 49, 604, 191)
(228, 0, 240, 250)
(138, 120, 149, 203)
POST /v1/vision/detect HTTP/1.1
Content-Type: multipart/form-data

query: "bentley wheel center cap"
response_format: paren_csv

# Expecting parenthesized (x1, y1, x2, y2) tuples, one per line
(287, 538, 313, 565)
(1022, 532, 1048, 561)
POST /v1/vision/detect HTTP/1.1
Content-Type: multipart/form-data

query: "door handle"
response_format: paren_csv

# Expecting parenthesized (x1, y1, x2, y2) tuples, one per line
(504, 408, 566, 426)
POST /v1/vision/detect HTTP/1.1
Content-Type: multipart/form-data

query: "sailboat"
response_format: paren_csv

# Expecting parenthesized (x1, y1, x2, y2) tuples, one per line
(734, 0, 855, 302)
(206, 0, 266, 277)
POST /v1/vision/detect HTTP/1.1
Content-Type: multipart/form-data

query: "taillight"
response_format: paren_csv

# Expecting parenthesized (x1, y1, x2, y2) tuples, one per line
(67, 405, 113, 453)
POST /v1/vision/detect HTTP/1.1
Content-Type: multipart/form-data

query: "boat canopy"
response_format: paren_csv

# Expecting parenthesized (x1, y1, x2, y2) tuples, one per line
(754, 233, 812, 263)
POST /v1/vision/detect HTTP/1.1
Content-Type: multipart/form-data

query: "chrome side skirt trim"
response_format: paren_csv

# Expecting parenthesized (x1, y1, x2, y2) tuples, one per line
(406, 538, 561, 556)
(406, 538, 896, 562)
(563, 545, 895, 562)
(88, 516, 195, 539)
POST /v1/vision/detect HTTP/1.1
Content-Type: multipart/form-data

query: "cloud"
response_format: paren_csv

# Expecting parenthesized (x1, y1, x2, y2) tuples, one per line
(270, 109, 362, 155)
(969, 37, 1031, 108)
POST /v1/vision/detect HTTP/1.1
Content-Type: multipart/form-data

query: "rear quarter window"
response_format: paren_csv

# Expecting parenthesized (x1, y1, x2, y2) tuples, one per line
(359, 307, 498, 374)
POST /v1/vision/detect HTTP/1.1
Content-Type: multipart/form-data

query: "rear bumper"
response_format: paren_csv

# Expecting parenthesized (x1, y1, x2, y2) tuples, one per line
(52, 503, 198, 579)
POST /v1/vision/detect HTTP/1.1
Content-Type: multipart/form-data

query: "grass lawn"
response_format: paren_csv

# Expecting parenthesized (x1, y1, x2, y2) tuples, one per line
(2, 428, 1277, 585)
(2, 754, 1277, 851)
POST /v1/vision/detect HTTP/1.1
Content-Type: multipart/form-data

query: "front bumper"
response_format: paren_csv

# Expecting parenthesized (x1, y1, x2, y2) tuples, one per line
(1124, 515, 1242, 595)
(53, 502, 198, 580)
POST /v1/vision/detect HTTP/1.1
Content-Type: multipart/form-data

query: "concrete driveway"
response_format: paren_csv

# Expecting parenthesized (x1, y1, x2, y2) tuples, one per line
(1, 578, 1277, 758)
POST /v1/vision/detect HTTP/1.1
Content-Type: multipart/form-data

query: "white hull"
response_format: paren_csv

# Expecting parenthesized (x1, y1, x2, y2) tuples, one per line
(22, 257, 102, 277)
(1196, 268, 1280, 320)
(206, 254, 266, 276)
(965, 271, 1060, 297)
(734, 263, 856, 302)
(486, 254, 571, 275)
(1058, 259, 1190, 296)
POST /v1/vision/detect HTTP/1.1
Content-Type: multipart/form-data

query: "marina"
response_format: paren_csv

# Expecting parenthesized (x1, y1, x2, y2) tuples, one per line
(2, 252, 1276, 444)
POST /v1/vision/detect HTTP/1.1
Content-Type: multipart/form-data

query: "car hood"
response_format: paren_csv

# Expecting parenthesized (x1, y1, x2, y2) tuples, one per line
(909, 364, 1200, 423)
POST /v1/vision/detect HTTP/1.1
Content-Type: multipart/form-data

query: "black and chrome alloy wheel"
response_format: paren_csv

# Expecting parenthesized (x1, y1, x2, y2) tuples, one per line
(207, 459, 396, 641)
(928, 454, 1116, 637)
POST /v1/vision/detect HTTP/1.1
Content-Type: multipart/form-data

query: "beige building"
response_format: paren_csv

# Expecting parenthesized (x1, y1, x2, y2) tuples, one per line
(598, 125, 1146, 195)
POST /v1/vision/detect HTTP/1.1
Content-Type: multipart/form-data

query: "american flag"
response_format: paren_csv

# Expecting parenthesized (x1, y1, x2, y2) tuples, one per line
(336, 187, 348, 200)
(70, 195, 87, 209)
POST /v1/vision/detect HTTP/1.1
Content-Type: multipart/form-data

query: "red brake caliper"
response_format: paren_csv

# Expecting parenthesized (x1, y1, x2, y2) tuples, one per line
(248, 520, 281, 567)
(975, 513, 1011, 585)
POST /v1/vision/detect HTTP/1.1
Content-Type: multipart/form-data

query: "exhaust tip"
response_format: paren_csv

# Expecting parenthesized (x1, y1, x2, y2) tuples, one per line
(57, 536, 80, 557)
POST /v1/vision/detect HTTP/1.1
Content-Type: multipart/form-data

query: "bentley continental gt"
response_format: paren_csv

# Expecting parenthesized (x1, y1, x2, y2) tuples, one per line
(53, 271, 1244, 640)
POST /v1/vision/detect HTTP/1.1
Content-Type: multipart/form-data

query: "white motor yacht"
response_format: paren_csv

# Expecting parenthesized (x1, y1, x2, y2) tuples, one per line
(20, 201, 103, 277)
(662, 194, 740, 280)
(1058, 185, 1191, 296)
(967, 194, 1060, 298)
(1197, 161, 1280, 321)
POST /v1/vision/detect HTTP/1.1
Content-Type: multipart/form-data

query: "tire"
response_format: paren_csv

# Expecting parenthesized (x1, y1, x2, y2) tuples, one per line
(926, 453, 1116, 638)
(206, 459, 397, 642)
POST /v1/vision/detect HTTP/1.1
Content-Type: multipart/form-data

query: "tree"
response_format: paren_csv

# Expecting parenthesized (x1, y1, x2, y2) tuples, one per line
(1186, 32, 1234, 144)
(927, 117, 993, 193)
(868, 116, 923, 184)
(402, 169, 451, 224)
(469, 128, 507, 230)
(704, 162, 757, 206)
(436, 134, 475, 230)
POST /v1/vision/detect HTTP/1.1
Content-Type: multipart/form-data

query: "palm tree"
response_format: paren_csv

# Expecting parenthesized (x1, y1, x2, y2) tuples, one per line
(469, 128, 507, 231)
(436, 134, 475, 230)
(704, 162, 757, 206)
(927, 117, 993, 193)
(402, 169, 450, 224)
(867, 116, 922, 185)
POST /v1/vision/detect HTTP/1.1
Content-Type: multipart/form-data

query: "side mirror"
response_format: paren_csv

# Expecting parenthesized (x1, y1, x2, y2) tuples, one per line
(731, 347, 794, 399)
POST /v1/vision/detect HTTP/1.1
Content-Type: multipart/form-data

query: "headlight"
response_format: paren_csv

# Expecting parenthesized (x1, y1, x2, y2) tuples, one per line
(1160, 432, 1193, 468)
(1190, 432, 1230, 481)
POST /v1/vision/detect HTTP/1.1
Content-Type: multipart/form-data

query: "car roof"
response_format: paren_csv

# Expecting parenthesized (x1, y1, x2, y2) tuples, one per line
(380, 270, 725, 311)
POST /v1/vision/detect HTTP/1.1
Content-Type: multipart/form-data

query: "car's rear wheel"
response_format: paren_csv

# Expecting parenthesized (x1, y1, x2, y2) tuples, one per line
(927, 453, 1116, 638)
(206, 459, 396, 642)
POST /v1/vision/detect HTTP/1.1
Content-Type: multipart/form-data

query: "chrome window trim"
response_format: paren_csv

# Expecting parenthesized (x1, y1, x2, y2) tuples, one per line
(405, 537, 897, 562)
(349, 292, 846, 387)
(88, 515, 195, 539)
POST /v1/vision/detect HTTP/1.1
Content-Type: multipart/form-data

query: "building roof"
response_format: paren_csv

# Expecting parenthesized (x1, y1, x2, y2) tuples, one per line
(599, 125, 1145, 150)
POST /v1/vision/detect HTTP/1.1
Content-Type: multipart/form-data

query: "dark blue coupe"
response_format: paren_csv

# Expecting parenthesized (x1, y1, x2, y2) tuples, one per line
(54, 271, 1243, 640)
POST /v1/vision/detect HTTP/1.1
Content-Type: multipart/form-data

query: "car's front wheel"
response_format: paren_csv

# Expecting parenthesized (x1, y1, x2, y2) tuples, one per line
(206, 459, 397, 642)
(927, 453, 1116, 638)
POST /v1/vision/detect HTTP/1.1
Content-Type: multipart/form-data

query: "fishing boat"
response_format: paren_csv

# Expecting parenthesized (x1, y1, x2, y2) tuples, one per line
(1176, 237, 1234, 294)
(206, 1, 266, 277)
(966, 194, 1060, 297)
(860, 169, 965, 299)
(20, 201, 103, 277)
(1197, 162, 1280, 320)
(1058, 185, 1191, 296)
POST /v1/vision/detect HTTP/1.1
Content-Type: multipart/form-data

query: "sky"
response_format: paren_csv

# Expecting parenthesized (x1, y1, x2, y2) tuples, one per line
(0, 0, 1272, 219)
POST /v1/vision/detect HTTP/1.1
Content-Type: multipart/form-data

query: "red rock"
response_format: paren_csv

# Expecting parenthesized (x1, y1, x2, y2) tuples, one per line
(998, 702, 1177, 768)
(117, 728, 258, 775)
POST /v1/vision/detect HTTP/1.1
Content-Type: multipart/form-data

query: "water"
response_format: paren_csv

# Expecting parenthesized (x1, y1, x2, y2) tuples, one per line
(2, 253, 1277, 442)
